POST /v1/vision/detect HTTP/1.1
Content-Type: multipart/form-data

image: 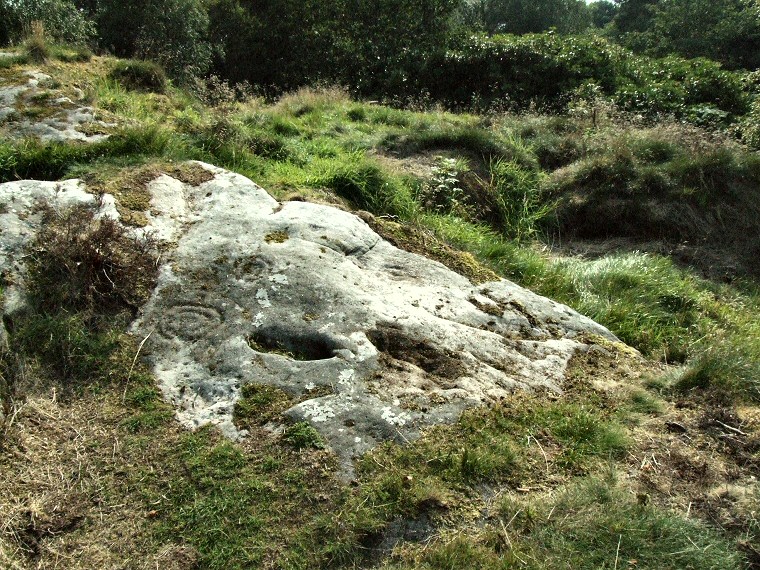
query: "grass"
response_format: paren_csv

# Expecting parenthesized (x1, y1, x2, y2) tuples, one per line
(1, 55, 759, 568)
(390, 476, 744, 570)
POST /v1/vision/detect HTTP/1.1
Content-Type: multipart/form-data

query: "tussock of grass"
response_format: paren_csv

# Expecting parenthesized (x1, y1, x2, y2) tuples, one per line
(307, 154, 418, 215)
(23, 21, 49, 63)
(108, 59, 167, 93)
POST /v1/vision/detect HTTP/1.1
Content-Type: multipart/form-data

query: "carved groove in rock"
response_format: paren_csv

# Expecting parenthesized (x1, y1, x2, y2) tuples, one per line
(159, 305, 223, 341)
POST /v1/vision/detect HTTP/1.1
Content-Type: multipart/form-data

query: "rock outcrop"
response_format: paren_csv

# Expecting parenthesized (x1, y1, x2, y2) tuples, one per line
(1, 163, 623, 473)
(0, 69, 112, 142)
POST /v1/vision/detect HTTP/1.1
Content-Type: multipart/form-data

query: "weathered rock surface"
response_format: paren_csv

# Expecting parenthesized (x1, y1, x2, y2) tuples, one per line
(1, 163, 623, 474)
(0, 69, 112, 142)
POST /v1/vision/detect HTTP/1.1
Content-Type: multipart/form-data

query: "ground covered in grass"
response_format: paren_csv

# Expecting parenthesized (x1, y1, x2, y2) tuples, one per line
(0, 53, 758, 568)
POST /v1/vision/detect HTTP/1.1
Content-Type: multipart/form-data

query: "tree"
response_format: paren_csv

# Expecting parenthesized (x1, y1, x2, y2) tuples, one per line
(612, 0, 760, 70)
(97, 0, 211, 82)
(647, 0, 760, 69)
(208, 0, 462, 95)
(612, 0, 658, 34)
(589, 0, 618, 28)
(335, 0, 462, 93)
(208, 0, 340, 91)
(457, 0, 591, 36)
(0, 0, 95, 46)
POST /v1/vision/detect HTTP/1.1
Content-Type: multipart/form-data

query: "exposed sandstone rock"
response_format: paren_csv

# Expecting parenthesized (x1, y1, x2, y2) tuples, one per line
(0, 163, 624, 474)
(0, 70, 113, 142)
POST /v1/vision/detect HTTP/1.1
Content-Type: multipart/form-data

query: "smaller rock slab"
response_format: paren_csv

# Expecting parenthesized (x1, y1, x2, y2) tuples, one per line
(0, 70, 114, 142)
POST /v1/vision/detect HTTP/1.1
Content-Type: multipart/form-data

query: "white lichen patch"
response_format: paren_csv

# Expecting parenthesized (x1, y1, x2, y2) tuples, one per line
(381, 407, 410, 427)
(299, 400, 336, 423)
(255, 288, 272, 308)
(269, 274, 289, 285)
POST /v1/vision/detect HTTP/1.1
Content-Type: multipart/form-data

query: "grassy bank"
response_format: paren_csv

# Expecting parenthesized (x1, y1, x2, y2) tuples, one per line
(1, 54, 759, 568)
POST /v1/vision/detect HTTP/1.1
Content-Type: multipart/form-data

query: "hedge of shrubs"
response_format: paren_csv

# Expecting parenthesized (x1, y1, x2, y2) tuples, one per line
(418, 34, 751, 123)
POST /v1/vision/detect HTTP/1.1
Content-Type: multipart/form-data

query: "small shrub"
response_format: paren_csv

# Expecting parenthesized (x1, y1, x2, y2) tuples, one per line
(0, 338, 19, 437)
(108, 59, 167, 93)
(0, 202, 160, 388)
(26, 203, 159, 315)
(283, 422, 325, 450)
(418, 156, 469, 216)
(192, 74, 252, 107)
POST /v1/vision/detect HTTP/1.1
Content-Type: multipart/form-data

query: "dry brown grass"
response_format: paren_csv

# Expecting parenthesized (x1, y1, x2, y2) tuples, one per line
(0, 386, 184, 569)
(272, 85, 351, 116)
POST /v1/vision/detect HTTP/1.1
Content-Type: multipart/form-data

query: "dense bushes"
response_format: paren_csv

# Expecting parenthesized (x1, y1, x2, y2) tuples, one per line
(0, 1, 756, 133)
(207, 0, 460, 95)
(424, 33, 630, 108)
(456, 0, 590, 35)
(97, 0, 211, 83)
(0, 0, 95, 46)
(611, 0, 760, 71)
(420, 33, 750, 120)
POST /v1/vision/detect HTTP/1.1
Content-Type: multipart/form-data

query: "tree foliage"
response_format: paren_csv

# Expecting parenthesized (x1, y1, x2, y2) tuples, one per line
(588, 1, 618, 29)
(612, 0, 760, 70)
(208, 0, 461, 95)
(0, 0, 95, 46)
(457, 0, 590, 35)
(97, 0, 211, 82)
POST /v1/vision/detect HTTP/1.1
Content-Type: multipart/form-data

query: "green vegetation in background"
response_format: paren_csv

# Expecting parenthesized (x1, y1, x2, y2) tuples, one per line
(610, 0, 760, 71)
(5, 67, 757, 403)
(427, 33, 749, 120)
(0, 0, 95, 47)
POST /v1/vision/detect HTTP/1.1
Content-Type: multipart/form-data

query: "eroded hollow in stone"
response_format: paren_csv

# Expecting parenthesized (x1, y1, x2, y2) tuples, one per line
(247, 326, 340, 360)
(368, 323, 464, 378)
